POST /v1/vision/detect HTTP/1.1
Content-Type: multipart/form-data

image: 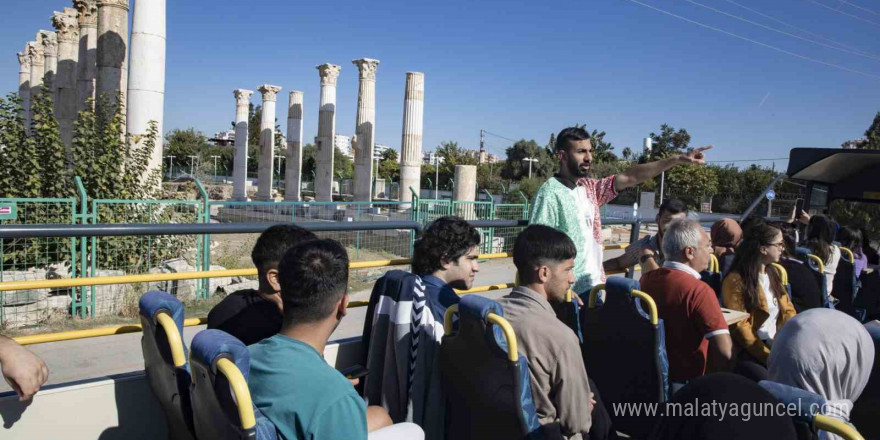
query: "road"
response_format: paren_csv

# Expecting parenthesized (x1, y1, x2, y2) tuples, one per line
(1, 250, 631, 392)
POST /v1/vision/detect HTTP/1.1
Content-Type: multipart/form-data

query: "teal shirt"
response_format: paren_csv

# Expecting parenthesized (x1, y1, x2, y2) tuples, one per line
(248, 334, 367, 440)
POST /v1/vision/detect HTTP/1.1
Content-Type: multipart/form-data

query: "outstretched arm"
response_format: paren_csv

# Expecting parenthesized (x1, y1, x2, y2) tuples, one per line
(614, 146, 712, 192)
(0, 335, 49, 401)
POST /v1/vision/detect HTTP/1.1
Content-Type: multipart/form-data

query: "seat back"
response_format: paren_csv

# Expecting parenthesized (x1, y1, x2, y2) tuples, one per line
(834, 255, 859, 317)
(190, 329, 277, 440)
(801, 252, 834, 309)
(760, 381, 867, 440)
(854, 271, 880, 321)
(770, 263, 792, 300)
(550, 289, 582, 343)
(851, 321, 880, 439)
(582, 277, 668, 438)
(439, 295, 548, 440)
(138, 291, 195, 440)
(701, 254, 723, 302)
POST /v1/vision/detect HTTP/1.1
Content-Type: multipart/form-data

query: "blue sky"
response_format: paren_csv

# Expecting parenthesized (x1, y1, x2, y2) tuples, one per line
(3, 0, 879, 170)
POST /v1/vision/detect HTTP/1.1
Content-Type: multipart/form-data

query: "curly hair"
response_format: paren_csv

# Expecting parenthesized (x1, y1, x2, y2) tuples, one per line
(412, 216, 481, 275)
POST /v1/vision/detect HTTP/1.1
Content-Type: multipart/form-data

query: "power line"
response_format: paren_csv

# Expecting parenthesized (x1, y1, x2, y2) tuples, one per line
(804, 0, 880, 27)
(684, 0, 880, 61)
(722, 0, 880, 59)
(482, 130, 520, 143)
(620, 0, 880, 80)
(709, 157, 789, 163)
(834, 0, 880, 17)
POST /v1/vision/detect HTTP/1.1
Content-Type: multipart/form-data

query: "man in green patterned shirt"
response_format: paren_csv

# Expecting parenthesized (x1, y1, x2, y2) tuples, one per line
(530, 127, 711, 294)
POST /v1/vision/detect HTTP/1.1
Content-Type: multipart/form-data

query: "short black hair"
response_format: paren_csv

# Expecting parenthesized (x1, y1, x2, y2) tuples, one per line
(278, 239, 349, 324)
(513, 225, 577, 284)
(251, 225, 318, 273)
(658, 199, 687, 217)
(412, 216, 481, 275)
(555, 127, 591, 152)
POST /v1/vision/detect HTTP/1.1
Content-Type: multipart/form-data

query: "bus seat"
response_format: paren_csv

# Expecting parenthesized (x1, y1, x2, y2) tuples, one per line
(854, 271, 880, 321)
(190, 329, 277, 440)
(701, 254, 723, 302)
(760, 381, 867, 440)
(550, 289, 582, 343)
(770, 263, 792, 301)
(582, 277, 668, 439)
(138, 290, 196, 440)
(851, 320, 880, 439)
(833, 257, 859, 318)
(439, 295, 551, 440)
(803, 253, 834, 309)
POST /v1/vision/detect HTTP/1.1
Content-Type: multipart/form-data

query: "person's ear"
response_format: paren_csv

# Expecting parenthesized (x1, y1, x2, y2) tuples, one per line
(266, 268, 281, 293)
(440, 256, 452, 271)
(337, 294, 349, 319)
(538, 266, 551, 283)
(685, 246, 696, 261)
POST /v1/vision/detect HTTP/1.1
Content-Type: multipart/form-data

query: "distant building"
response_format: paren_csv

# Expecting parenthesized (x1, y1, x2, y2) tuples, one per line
(374, 143, 393, 160)
(423, 151, 445, 165)
(842, 138, 868, 149)
(210, 130, 235, 146)
(335, 134, 354, 159)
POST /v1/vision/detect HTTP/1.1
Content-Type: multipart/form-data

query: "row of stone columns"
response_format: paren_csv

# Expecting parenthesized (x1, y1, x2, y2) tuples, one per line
(15, 0, 166, 185)
(229, 64, 424, 203)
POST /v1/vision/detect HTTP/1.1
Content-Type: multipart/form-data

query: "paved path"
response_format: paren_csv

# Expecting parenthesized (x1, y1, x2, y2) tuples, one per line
(2, 251, 632, 392)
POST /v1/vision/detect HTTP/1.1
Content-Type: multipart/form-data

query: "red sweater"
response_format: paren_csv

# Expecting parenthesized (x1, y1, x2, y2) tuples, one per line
(640, 267, 729, 382)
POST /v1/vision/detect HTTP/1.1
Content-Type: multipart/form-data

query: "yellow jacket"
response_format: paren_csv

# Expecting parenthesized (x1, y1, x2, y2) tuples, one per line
(721, 270, 797, 364)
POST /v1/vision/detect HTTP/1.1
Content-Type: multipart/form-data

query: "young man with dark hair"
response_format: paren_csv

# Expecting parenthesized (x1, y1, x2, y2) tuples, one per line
(411, 216, 481, 321)
(498, 225, 615, 440)
(207, 224, 317, 345)
(604, 199, 688, 274)
(248, 239, 423, 440)
(530, 126, 711, 295)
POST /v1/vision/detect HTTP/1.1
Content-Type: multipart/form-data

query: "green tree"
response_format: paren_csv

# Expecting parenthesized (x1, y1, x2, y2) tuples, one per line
(0, 94, 40, 197)
(31, 88, 73, 197)
(164, 128, 212, 173)
(647, 124, 691, 160)
(377, 148, 400, 182)
(501, 139, 555, 181)
(334, 147, 353, 180)
(710, 165, 743, 213)
(588, 129, 617, 163)
(664, 164, 719, 210)
(435, 141, 478, 187)
(865, 111, 880, 150)
(622, 147, 633, 162)
(301, 143, 316, 180)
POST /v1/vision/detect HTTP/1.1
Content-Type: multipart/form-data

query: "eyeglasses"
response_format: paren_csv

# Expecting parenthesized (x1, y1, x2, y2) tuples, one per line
(764, 241, 785, 249)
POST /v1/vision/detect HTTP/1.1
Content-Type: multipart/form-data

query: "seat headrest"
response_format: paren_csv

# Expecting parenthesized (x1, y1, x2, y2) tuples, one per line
(191, 329, 251, 382)
(139, 290, 185, 334)
(603, 277, 639, 307)
(759, 380, 826, 424)
(458, 294, 504, 320)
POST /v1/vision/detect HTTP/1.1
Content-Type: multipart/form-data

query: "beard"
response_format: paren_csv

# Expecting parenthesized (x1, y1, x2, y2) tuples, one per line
(567, 158, 590, 178)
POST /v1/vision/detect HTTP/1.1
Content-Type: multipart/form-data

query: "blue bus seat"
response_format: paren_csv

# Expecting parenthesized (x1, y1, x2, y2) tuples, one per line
(439, 295, 551, 440)
(550, 289, 582, 344)
(760, 381, 866, 440)
(582, 277, 669, 439)
(190, 329, 277, 440)
(138, 290, 195, 440)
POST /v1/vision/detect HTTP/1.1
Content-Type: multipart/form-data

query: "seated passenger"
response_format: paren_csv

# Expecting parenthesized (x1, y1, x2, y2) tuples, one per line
(640, 219, 733, 388)
(207, 225, 317, 345)
(769, 309, 875, 438)
(806, 215, 841, 298)
(411, 216, 480, 321)
(862, 227, 879, 266)
(0, 334, 49, 401)
(779, 227, 824, 313)
(604, 199, 687, 275)
(649, 373, 797, 440)
(498, 225, 613, 440)
(710, 218, 742, 275)
(248, 239, 423, 440)
(838, 226, 868, 276)
(722, 223, 797, 382)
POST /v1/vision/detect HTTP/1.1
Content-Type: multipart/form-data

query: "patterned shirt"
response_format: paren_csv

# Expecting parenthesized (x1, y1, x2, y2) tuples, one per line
(530, 174, 618, 293)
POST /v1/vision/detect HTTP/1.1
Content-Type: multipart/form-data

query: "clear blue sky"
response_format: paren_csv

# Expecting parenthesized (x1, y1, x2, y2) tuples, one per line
(3, 0, 879, 169)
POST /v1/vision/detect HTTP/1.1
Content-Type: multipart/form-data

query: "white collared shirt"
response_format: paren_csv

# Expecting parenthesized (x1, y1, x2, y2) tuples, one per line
(663, 261, 702, 280)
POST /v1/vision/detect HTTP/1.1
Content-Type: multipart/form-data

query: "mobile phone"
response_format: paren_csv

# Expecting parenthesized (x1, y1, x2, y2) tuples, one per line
(795, 198, 805, 219)
(340, 364, 369, 380)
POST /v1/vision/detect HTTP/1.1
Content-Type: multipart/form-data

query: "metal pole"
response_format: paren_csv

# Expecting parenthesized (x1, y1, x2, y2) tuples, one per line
(434, 156, 439, 199)
(659, 171, 665, 204)
(188, 155, 197, 176)
(528, 160, 533, 179)
(740, 174, 787, 222)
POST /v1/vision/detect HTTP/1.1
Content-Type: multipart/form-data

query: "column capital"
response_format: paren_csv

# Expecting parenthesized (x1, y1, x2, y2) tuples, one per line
(39, 31, 58, 57)
(289, 90, 304, 100)
(233, 89, 254, 107)
(26, 41, 44, 66)
(52, 8, 80, 43)
(18, 52, 32, 71)
(316, 63, 341, 86)
(258, 84, 282, 102)
(96, 0, 130, 11)
(74, 0, 98, 28)
(352, 58, 380, 81)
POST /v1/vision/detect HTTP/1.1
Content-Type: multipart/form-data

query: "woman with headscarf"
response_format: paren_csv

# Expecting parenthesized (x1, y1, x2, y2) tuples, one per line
(722, 223, 797, 381)
(649, 373, 798, 440)
(711, 218, 742, 275)
(769, 309, 875, 440)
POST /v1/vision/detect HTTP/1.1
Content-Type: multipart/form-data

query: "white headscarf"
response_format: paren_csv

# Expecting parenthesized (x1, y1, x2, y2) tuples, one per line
(769, 309, 875, 439)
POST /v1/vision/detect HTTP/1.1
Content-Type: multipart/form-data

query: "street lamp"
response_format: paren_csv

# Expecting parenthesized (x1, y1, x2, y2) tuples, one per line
(433, 154, 441, 199)
(164, 156, 174, 178)
(523, 157, 538, 179)
(211, 155, 221, 182)
(188, 155, 198, 176)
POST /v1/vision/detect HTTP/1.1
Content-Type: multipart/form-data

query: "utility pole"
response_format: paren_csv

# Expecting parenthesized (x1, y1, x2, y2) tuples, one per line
(434, 155, 440, 199)
(188, 155, 198, 176)
(164, 156, 174, 178)
(645, 137, 664, 204)
(523, 157, 538, 179)
(211, 155, 220, 182)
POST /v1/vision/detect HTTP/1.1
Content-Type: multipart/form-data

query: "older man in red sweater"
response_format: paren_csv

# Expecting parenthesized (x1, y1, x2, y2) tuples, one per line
(640, 219, 733, 392)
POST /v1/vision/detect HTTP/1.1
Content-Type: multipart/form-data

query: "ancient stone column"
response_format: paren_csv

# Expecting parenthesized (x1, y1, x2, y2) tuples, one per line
(75, 0, 98, 112)
(285, 91, 304, 202)
(17, 51, 31, 123)
(26, 41, 44, 132)
(399, 72, 425, 204)
(52, 8, 80, 149)
(39, 31, 58, 92)
(351, 58, 379, 202)
(315, 63, 341, 202)
(231, 89, 253, 201)
(127, 0, 166, 182)
(95, 0, 129, 115)
(453, 165, 477, 219)
(255, 84, 282, 202)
